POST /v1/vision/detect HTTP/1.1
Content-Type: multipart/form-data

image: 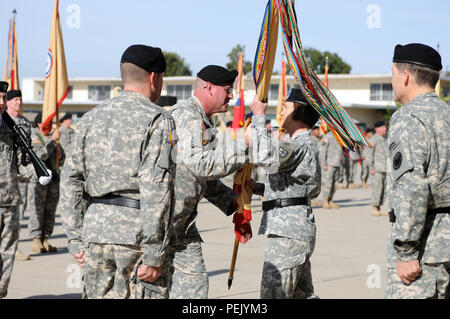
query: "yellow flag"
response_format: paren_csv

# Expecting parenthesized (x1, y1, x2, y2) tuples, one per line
(42, 0, 69, 135)
(276, 60, 287, 126)
(3, 12, 20, 90)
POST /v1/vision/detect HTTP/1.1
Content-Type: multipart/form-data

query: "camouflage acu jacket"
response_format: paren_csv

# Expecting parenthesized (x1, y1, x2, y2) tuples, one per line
(386, 92, 449, 265)
(0, 114, 21, 207)
(168, 96, 249, 241)
(251, 115, 320, 241)
(60, 91, 176, 267)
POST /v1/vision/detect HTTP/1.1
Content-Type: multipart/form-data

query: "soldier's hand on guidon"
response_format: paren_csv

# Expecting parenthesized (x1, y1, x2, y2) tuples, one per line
(250, 95, 268, 115)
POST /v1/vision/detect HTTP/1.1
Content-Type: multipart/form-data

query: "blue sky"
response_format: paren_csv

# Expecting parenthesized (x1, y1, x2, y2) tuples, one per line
(1, 0, 449, 79)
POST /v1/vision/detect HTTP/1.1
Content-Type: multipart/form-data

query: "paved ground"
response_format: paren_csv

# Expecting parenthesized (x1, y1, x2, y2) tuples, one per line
(5, 177, 392, 299)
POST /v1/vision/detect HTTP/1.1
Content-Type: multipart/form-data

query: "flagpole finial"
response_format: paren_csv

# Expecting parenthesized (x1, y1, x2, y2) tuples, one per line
(12, 8, 17, 15)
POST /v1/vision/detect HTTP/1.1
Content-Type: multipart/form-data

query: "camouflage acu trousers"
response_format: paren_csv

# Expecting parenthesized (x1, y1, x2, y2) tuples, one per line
(18, 182, 28, 219)
(321, 166, 340, 200)
(168, 239, 208, 299)
(28, 180, 59, 238)
(83, 243, 168, 299)
(360, 160, 370, 183)
(385, 262, 450, 299)
(260, 235, 318, 299)
(0, 206, 20, 298)
(370, 172, 386, 207)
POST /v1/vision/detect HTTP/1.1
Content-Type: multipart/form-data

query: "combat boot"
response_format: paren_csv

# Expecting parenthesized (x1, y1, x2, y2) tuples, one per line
(336, 183, 347, 190)
(378, 208, 389, 216)
(348, 182, 360, 189)
(371, 206, 382, 216)
(311, 199, 321, 207)
(42, 237, 57, 252)
(322, 200, 331, 209)
(362, 182, 369, 188)
(32, 237, 45, 253)
(328, 201, 340, 209)
(15, 248, 30, 261)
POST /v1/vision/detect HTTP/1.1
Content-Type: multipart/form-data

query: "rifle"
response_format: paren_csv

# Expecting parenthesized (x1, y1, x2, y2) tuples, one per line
(1, 111, 52, 185)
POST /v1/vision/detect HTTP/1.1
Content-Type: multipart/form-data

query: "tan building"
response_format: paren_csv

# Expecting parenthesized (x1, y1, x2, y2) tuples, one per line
(21, 74, 450, 130)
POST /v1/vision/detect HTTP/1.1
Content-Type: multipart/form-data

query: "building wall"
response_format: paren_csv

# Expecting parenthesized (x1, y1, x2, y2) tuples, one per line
(21, 74, 449, 129)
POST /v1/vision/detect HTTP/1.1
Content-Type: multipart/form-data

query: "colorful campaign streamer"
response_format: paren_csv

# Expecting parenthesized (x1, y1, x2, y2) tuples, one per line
(254, 0, 371, 153)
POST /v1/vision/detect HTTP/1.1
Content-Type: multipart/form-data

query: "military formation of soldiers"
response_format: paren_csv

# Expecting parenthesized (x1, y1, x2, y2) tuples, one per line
(0, 42, 448, 300)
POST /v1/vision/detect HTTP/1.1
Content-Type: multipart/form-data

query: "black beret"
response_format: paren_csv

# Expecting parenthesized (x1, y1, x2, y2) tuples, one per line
(60, 113, 72, 123)
(6, 90, 22, 101)
(374, 121, 385, 128)
(286, 88, 309, 105)
(0, 81, 8, 93)
(121, 45, 166, 73)
(393, 43, 442, 71)
(197, 65, 238, 85)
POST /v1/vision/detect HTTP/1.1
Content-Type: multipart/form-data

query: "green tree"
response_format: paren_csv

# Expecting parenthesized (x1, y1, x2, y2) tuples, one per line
(163, 52, 192, 77)
(226, 44, 252, 74)
(304, 48, 351, 74)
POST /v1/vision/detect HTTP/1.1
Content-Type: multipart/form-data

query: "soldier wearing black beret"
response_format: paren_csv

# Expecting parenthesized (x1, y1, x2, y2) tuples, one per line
(386, 43, 450, 299)
(166, 65, 248, 298)
(0, 81, 8, 113)
(60, 44, 177, 299)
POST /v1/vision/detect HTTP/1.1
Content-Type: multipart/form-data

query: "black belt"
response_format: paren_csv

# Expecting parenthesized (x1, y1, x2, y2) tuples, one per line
(90, 195, 140, 210)
(389, 206, 450, 223)
(262, 197, 309, 211)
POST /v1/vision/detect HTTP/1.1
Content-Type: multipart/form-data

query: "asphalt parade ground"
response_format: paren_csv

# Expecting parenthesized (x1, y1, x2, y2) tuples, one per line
(6, 175, 391, 299)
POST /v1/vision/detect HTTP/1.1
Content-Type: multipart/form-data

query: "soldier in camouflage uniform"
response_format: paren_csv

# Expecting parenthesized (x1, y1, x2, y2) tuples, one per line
(248, 89, 320, 299)
(0, 82, 22, 297)
(167, 65, 248, 299)
(368, 121, 389, 217)
(320, 130, 344, 209)
(385, 43, 449, 299)
(5, 90, 31, 261)
(60, 45, 176, 299)
(360, 128, 374, 188)
(59, 113, 75, 158)
(27, 113, 64, 253)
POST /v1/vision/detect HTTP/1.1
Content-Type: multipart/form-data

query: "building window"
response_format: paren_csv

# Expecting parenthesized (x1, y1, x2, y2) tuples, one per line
(370, 83, 393, 101)
(268, 84, 278, 100)
(67, 86, 73, 100)
(167, 85, 192, 100)
(88, 85, 111, 101)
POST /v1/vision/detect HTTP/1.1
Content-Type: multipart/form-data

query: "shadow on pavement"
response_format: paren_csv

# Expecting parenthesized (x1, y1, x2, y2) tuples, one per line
(25, 293, 82, 299)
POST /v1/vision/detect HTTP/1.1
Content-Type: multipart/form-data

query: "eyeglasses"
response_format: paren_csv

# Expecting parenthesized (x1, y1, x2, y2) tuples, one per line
(204, 85, 234, 95)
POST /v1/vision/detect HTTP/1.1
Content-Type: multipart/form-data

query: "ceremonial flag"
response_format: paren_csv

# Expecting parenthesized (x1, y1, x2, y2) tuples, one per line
(4, 10, 20, 90)
(42, 0, 69, 135)
(324, 56, 329, 88)
(276, 59, 287, 126)
(254, 0, 370, 153)
(253, 0, 279, 102)
(232, 52, 246, 131)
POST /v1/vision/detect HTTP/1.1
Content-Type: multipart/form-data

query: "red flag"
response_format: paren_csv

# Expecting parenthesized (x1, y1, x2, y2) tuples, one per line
(3, 11, 19, 90)
(232, 52, 245, 131)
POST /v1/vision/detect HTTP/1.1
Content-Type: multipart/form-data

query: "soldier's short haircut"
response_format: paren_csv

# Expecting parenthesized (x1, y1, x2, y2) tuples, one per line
(395, 62, 440, 89)
(120, 62, 150, 85)
(292, 103, 320, 129)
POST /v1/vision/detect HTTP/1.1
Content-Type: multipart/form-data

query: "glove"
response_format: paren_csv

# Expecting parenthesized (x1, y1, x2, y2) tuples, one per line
(39, 169, 53, 186)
